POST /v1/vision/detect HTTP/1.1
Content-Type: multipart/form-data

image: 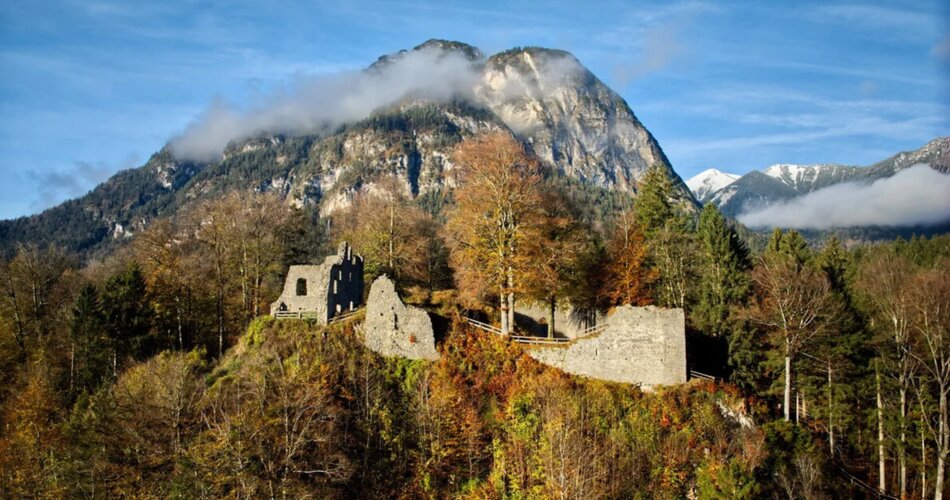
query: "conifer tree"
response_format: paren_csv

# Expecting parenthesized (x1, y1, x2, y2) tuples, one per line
(634, 163, 675, 237)
(68, 285, 110, 395)
(101, 263, 153, 370)
(694, 204, 750, 337)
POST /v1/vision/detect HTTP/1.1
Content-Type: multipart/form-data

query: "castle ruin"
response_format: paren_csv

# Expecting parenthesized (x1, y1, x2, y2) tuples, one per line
(527, 305, 686, 387)
(270, 242, 364, 323)
(362, 275, 439, 361)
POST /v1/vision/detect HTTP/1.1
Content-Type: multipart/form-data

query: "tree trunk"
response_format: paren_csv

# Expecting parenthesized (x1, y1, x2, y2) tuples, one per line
(499, 290, 509, 336)
(923, 401, 929, 500)
(828, 363, 834, 454)
(547, 296, 556, 339)
(176, 293, 183, 350)
(784, 352, 792, 421)
(936, 390, 947, 500)
(507, 266, 515, 333)
(388, 198, 395, 274)
(877, 362, 887, 495)
(69, 341, 75, 394)
(901, 385, 908, 499)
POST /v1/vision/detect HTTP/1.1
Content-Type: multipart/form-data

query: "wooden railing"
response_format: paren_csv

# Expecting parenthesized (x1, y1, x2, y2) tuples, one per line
(464, 316, 585, 346)
(463, 317, 503, 335)
(509, 335, 571, 345)
(329, 308, 362, 324)
(575, 321, 610, 339)
(688, 369, 717, 381)
(274, 311, 322, 320)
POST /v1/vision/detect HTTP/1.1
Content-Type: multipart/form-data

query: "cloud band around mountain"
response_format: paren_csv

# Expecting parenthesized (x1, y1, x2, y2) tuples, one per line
(737, 164, 950, 229)
(168, 46, 481, 162)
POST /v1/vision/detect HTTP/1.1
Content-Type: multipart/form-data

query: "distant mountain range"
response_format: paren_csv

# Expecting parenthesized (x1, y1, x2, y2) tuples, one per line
(687, 136, 950, 219)
(0, 39, 694, 258)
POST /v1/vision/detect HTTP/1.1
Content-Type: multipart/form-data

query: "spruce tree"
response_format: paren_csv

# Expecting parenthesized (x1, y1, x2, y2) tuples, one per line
(101, 263, 154, 365)
(634, 163, 674, 236)
(694, 204, 750, 337)
(69, 285, 110, 395)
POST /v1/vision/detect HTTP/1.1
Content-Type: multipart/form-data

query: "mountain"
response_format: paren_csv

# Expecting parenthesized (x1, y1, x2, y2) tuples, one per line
(0, 40, 693, 258)
(703, 137, 950, 218)
(685, 168, 740, 203)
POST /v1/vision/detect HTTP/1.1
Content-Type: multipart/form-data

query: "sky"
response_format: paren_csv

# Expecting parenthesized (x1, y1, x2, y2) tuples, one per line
(0, 0, 948, 219)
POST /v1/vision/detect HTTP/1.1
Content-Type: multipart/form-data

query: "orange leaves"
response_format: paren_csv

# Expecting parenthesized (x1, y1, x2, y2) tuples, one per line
(446, 132, 544, 311)
(600, 219, 656, 307)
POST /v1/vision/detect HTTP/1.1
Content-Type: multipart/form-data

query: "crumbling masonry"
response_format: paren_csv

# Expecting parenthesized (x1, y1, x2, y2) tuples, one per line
(528, 305, 686, 387)
(362, 275, 439, 361)
(270, 242, 364, 323)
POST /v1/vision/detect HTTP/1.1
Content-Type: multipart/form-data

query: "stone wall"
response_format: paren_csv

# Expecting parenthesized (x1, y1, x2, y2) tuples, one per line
(270, 242, 364, 324)
(515, 301, 605, 339)
(528, 305, 686, 387)
(362, 275, 439, 361)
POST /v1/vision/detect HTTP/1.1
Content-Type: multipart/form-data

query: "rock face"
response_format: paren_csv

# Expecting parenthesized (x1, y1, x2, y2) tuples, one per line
(363, 275, 439, 361)
(528, 305, 686, 387)
(3, 39, 699, 258)
(270, 242, 364, 323)
(477, 48, 683, 195)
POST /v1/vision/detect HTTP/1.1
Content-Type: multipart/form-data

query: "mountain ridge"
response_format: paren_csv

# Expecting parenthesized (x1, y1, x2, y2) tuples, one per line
(0, 40, 693, 258)
(687, 136, 950, 219)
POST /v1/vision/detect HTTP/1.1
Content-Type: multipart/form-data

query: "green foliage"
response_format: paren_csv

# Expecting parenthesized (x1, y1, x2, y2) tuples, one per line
(101, 262, 154, 361)
(694, 204, 750, 337)
(634, 163, 676, 236)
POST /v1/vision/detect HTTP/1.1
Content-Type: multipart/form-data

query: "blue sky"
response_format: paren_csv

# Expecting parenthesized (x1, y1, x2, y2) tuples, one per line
(1, 0, 947, 219)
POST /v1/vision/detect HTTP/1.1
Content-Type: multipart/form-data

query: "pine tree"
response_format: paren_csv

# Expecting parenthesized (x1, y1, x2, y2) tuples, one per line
(634, 163, 674, 237)
(694, 204, 750, 337)
(68, 285, 110, 395)
(101, 263, 154, 370)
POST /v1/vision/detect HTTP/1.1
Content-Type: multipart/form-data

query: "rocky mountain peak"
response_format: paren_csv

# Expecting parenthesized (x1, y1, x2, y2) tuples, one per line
(686, 168, 740, 203)
(412, 39, 484, 62)
(476, 45, 683, 197)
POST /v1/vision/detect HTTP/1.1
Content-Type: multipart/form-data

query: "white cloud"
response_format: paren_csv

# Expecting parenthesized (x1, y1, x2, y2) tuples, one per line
(168, 46, 482, 161)
(738, 164, 950, 229)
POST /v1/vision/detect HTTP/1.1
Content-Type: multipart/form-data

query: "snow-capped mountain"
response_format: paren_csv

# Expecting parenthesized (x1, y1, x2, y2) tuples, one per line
(760, 163, 860, 193)
(700, 137, 950, 218)
(686, 168, 740, 203)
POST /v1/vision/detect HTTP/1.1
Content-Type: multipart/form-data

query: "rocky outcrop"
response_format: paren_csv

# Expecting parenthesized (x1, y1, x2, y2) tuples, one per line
(528, 305, 686, 387)
(362, 275, 439, 361)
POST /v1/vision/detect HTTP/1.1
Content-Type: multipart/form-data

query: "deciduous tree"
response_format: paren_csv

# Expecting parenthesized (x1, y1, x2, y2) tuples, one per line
(445, 132, 543, 335)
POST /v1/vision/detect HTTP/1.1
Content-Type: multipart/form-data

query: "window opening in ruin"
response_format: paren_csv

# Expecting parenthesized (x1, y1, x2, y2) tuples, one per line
(296, 278, 307, 296)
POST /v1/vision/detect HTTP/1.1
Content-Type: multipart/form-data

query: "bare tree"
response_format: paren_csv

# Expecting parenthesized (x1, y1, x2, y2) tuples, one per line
(746, 254, 840, 421)
(907, 265, 950, 500)
(858, 252, 918, 497)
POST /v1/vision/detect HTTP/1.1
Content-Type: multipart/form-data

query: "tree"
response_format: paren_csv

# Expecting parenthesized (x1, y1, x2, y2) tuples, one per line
(68, 285, 110, 396)
(133, 218, 199, 351)
(633, 163, 675, 237)
(336, 176, 450, 290)
(599, 201, 656, 308)
(101, 263, 154, 373)
(0, 244, 73, 351)
(634, 164, 696, 309)
(745, 251, 840, 421)
(694, 204, 750, 337)
(651, 214, 699, 309)
(857, 251, 918, 496)
(522, 186, 591, 338)
(445, 133, 544, 335)
(907, 265, 950, 500)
